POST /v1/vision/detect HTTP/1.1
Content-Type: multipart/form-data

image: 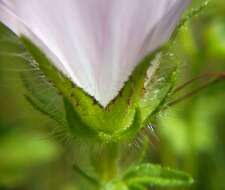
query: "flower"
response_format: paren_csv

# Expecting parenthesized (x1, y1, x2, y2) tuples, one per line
(0, 0, 191, 107)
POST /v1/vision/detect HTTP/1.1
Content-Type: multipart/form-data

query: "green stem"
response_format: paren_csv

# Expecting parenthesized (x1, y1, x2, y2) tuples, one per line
(137, 136, 149, 164)
(102, 143, 119, 181)
(92, 143, 119, 182)
(167, 73, 225, 108)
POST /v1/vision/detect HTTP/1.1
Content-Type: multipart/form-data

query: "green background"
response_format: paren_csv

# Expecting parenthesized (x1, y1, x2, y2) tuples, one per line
(0, 0, 225, 189)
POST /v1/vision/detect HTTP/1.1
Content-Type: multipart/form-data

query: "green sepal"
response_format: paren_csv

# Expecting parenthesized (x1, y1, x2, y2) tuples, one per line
(172, 0, 210, 39)
(111, 109, 142, 142)
(139, 50, 178, 127)
(63, 97, 98, 140)
(20, 36, 157, 142)
(21, 64, 67, 128)
(25, 94, 66, 127)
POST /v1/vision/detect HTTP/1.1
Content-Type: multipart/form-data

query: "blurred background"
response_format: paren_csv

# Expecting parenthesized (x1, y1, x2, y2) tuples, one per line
(0, 0, 225, 189)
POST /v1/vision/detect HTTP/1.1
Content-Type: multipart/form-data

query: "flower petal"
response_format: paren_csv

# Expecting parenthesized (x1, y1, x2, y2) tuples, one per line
(0, 0, 191, 106)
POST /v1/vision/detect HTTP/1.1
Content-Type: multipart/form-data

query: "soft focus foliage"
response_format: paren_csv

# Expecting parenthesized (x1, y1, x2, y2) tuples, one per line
(0, 0, 225, 189)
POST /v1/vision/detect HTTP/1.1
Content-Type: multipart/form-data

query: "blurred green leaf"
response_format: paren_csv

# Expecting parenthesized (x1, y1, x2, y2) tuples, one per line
(102, 181, 128, 190)
(206, 17, 225, 57)
(0, 131, 60, 187)
(123, 163, 194, 189)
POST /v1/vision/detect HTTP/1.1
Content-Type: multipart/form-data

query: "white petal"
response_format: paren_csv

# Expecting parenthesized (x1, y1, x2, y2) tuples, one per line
(0, 0, 191, 106)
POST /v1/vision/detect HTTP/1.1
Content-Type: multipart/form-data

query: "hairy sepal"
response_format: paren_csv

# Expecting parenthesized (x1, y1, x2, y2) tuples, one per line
(20, 36, 158, 142)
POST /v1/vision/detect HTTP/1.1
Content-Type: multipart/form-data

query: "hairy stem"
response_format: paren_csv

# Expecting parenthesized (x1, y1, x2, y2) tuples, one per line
(168, 72, 225, 107)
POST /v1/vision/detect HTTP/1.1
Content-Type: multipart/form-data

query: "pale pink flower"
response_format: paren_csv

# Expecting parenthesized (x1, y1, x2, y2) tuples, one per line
(0, 0, 191, 106)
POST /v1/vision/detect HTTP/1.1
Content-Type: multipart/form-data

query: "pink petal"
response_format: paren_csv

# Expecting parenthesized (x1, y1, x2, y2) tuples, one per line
(0, 0, 191, 106)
